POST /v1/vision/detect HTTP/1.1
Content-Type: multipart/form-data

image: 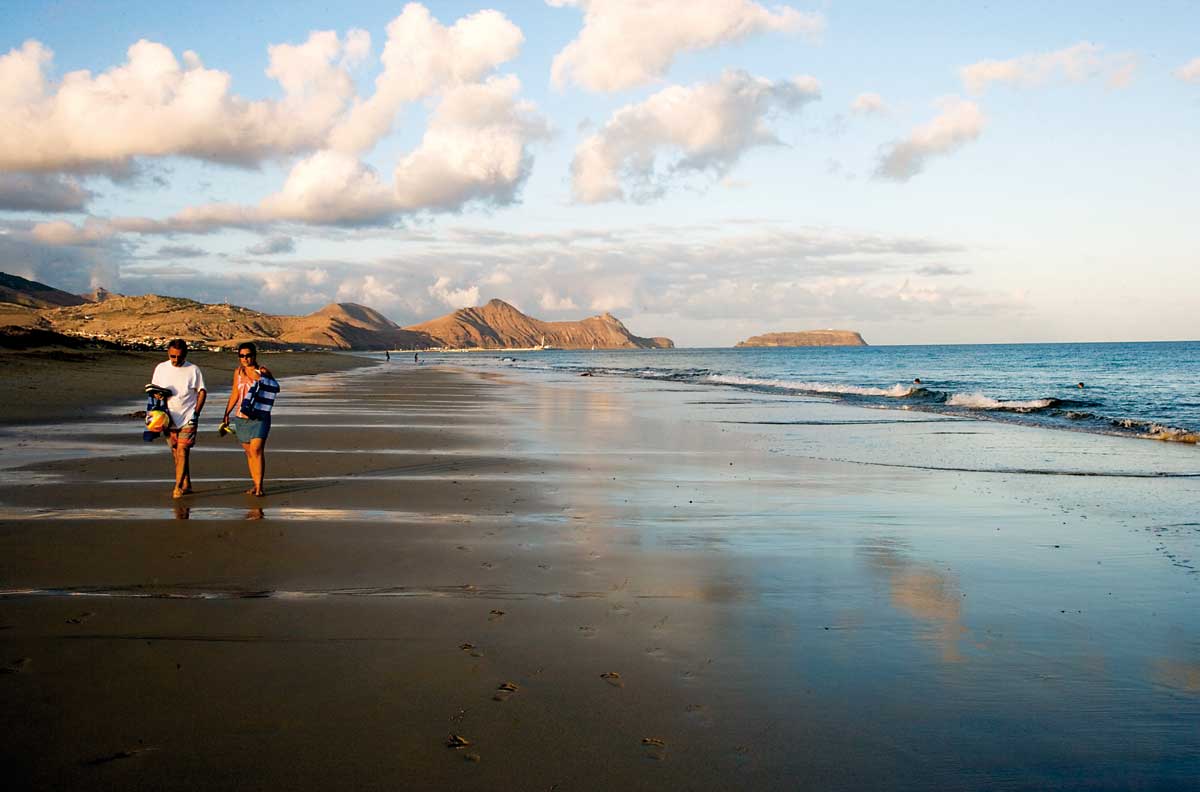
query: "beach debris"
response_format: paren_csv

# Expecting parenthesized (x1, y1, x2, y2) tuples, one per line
(600, 671, 624, 687)
(1, 657, 32, 674)
(493, 681, 519, 701)
(66, 612, 95, 625)
(446, 734, 472, 749)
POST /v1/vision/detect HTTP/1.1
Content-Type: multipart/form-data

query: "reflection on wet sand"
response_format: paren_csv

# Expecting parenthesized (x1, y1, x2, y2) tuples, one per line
(861, 538, 968, 663)
(1153, 659, 1200, 693)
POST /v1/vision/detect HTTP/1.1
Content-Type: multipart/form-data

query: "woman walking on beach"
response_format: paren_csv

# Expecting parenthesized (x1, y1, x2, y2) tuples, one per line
(220, 343, 277, 496)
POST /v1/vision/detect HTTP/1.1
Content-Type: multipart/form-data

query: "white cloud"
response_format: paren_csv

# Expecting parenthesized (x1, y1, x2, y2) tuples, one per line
(393, 76, 550, 211)
(572, 70, 820, 203)
(1175, 57, 1200, 83)
(0, 173, 92, 212)
(961, 42, 1136, 94)
(428, 275, 480, 308)
(874, 98, 984, 182)
(261, 151, 396, 225)
(328, 4, 523, 153)
(538, 289, 578, 311)
(851, 92, 887, 115)
(0, 32, 361, 173)
(549, 0, 823, 92)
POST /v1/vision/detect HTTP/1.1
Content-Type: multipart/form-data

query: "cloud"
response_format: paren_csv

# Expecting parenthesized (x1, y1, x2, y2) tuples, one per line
(916, 264, 969, 276)
(261, 151, 396, 225)
(0, 32, 363, 173)
(961, 42, 1136, 94)
(0, 173, 92, 212)
(572, 70, 820, 203)
(34, 77, 549, 235)
(247, 235, 296, 255)
(874, 98, 984, 182)
(155, 244, 206, 258)
(392, 76, 551, 211)
(328, 4, 523, 153)
(1176, 57, 1200, 84)
(850, 92, 887, 115)
(428, 275, 480, 308)
(549, 0, 824, 92)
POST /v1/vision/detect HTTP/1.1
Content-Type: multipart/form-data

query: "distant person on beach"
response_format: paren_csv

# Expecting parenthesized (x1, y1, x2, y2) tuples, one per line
(913, 378, 922, 385)
(414, 352, 419, 364)
(151, 339, 206, 499)
(385, 350, 390, 361)
(220, 343, 276, 497)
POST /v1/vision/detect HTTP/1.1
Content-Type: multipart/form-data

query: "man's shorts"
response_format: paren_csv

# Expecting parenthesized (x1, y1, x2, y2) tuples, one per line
(167, 422, 198, 449)
(232, 416, 271, 444)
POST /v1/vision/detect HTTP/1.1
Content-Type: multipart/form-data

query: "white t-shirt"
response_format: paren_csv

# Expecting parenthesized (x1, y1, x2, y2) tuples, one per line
(151, 360, 207, 426)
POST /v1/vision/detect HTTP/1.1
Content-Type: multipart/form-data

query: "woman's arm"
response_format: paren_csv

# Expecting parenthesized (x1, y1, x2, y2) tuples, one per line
(222, 369, 241, 421)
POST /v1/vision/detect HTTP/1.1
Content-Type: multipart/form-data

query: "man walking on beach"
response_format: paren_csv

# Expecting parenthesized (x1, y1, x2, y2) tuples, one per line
(151, 339, 206, 499)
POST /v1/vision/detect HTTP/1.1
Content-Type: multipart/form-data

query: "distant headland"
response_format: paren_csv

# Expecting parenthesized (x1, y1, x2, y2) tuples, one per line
(735, 330, 867, 347)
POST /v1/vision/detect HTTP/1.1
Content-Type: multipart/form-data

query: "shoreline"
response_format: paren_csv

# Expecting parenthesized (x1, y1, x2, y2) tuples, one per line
(1, 362, 1197, 789)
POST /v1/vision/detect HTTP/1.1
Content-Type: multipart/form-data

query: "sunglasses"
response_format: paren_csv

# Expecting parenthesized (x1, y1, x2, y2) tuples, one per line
(238, 353, 254, 358)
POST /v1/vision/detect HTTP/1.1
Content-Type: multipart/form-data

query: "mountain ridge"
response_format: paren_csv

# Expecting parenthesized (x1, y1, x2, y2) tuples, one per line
(0, 272, 672, 351)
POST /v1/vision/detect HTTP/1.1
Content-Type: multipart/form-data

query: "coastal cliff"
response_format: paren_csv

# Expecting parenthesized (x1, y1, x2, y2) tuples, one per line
(736, 330, 867, 347)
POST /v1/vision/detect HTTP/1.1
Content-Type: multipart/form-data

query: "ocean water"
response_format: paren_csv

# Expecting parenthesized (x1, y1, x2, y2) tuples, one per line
(421, 341, 1200, 444)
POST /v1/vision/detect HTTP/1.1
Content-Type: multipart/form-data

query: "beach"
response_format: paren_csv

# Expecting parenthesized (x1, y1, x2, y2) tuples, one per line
(1, 356, 1198, 790)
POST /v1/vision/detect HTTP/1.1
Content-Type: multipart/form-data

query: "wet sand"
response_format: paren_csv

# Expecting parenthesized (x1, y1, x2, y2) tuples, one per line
(1, 363, 1198, 790)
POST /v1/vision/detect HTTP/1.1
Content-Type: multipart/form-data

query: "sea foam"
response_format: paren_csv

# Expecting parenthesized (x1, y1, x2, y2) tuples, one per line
(706, 375, 914, 398)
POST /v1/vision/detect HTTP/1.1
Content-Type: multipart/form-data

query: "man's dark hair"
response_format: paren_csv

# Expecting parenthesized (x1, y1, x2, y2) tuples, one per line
(238, 342, 257, 357)
(167, 338, 188, 353)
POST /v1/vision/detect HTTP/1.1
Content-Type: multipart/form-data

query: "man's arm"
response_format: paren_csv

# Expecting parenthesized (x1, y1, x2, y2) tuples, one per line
(191, 389, 207, 423)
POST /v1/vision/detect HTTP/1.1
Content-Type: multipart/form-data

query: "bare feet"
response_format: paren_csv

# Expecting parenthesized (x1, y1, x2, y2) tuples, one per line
(172, 488, 185, 499)
(244, 487, 265, 497)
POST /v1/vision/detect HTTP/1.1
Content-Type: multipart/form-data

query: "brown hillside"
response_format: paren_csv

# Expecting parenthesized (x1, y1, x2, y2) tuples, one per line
(0, 272, 89, 309)
(279, 303, 432, 350)
(405, 299, 673, 349)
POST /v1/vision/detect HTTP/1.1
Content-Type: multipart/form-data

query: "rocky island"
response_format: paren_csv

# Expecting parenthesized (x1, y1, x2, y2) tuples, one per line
(736, 330, 867, 347)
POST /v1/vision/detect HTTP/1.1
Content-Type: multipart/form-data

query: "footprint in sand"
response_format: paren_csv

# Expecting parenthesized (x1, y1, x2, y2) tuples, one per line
(458, 642, 484, 658)
(641, 737, 667, 761)
(600, 671, 623, 688)
(577, 625, 598, 638)
(493, 681, 519, 702)
(66, 612, 95, 625)
(488, 609, 506, 622)
(645, 647, 668, 661)
(1, 657, 32, 674)
(445, 734, 472, 750)
(685, 703, 714, 727)
(480, 562, 495, 569)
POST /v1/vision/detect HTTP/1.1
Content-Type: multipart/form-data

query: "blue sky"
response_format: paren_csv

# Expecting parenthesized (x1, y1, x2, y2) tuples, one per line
(1, 1, 1196, 346)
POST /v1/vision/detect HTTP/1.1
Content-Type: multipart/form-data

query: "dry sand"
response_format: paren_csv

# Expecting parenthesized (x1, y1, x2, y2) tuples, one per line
(1, 359, 1198, 790)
